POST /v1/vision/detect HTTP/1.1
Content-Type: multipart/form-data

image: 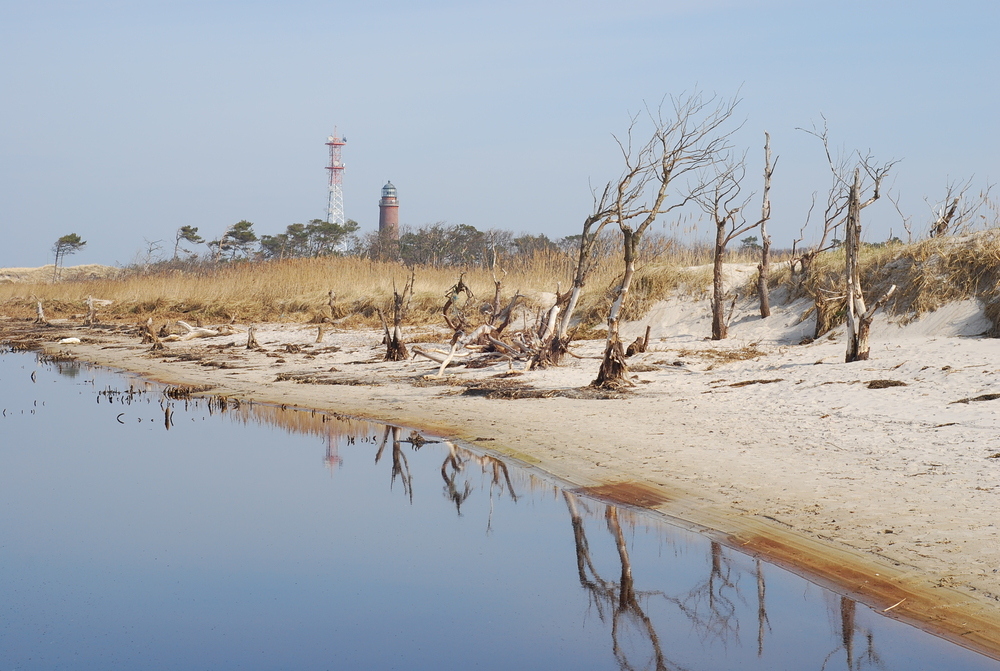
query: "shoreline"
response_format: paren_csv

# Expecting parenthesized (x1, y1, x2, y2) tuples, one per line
(5, 301, 1000, 660)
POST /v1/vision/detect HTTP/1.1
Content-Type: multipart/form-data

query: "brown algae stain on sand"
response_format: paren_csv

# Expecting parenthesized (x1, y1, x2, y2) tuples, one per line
(574, 481, 671, 508)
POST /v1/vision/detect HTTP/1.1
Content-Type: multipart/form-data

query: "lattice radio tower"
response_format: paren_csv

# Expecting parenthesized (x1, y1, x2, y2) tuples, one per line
(325, 129, 347, 224)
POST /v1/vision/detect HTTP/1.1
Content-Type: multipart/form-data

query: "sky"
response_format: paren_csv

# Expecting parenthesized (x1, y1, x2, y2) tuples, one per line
(1, 0, 998, 267)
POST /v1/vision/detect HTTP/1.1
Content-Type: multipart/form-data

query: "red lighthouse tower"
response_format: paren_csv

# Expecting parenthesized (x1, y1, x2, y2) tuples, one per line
(378, 181, 399, 241)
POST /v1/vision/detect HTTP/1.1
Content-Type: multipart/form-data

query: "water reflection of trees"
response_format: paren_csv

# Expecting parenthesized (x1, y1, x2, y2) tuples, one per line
(565, 491, 673, 670)
(212, 402, 523, 516)
(821, 595, 886, 671)
(208, 401, 894, 670)
(564, 490, 892, 671)
(367, 424, 519, 516)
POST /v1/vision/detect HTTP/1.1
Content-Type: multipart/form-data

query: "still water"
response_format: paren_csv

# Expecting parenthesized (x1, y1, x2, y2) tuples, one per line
(1, 350, 997, 670)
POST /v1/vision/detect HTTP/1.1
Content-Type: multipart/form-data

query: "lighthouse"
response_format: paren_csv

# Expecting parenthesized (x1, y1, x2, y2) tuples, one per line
(378, 181, 399, 241)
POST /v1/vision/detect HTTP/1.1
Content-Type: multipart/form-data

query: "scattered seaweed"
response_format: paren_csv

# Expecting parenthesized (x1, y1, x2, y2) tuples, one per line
(867, 380, 908, 389)
(729, 378, 784, 387)
(952, 393, 1000, 404)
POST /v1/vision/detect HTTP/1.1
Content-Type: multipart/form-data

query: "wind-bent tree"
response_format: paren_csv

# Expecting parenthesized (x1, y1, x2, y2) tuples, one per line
(173, 225, 204, 260)
(225, 220, 258, 259)
(52, 233, 86, 281)
(594, 93, 738, 388)
(210, 220, 257, 261)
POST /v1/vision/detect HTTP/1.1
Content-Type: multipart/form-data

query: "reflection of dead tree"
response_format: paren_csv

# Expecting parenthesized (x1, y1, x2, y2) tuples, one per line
(755, 559, 771, 657)
(439, 440, 519, 519)
(820, 596, 886, 671)
(374, 426, 413, 502)
(441, 440, 473, 514)
(563, 492, 672, 671)
(678, 541, 743, 643)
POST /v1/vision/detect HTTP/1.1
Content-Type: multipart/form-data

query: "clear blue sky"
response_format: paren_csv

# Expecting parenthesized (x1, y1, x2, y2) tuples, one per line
(1, 0, 997, 267)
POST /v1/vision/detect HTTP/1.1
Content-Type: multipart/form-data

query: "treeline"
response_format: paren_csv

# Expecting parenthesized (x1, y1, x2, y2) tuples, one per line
(167, 218, 681, 269)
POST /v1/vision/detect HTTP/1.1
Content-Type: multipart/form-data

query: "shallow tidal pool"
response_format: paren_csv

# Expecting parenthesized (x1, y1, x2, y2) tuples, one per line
(1, 350, 997, 670)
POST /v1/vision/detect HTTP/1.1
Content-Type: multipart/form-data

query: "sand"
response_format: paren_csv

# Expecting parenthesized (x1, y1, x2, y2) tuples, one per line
(5, 291, 1000, 657)
(0, 263, 119, 283)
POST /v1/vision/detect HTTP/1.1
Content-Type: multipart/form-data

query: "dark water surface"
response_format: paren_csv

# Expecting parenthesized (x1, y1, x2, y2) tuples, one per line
(1, 351, 997, 670)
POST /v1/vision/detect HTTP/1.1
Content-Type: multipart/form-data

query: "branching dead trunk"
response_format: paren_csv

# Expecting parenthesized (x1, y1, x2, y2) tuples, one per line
(757, 132, 775, 318)
(544, 187, 615, 365)
(442, 273, 473, 332)
(698, 155, 765, 340)
(143, 317, 164, 351)
(32, 298, 49, 325)
(595, 92, 739, 386)
(379, 270, 414, 361)
(594, 228, 637, 388)
(625, 324, 651, 357)
(844, 168, 897, 362)
(246, 324, 260, 349)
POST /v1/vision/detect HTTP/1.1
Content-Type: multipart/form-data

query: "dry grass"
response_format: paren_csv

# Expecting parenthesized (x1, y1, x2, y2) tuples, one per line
(4, 231, 1000, 334)
(780, 230, 1000, 334)
(0, 255, 583, 326)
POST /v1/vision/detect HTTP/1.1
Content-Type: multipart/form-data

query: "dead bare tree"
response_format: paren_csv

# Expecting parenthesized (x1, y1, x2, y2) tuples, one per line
(792, 118, 851, 285)
(594, 92, 738, 388)
(756, 132, 776, 318)
(927, 178, 992, 238)
(798, 120, 897, 345)
(844, 166, 897, 362)
(246, 324, 260, 349)
(32, 297, 49, 325)
(143, 317, 164, 351)
(377, 270, 415, 361)
(441, 273, 474, 333)
(83, 296, 112, 327)
(888, 191, 914, 244)
(696, 154, 763, 340)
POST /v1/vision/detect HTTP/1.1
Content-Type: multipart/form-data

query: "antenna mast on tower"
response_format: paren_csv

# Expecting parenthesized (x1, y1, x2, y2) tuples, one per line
(325, 129, 346, 224)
